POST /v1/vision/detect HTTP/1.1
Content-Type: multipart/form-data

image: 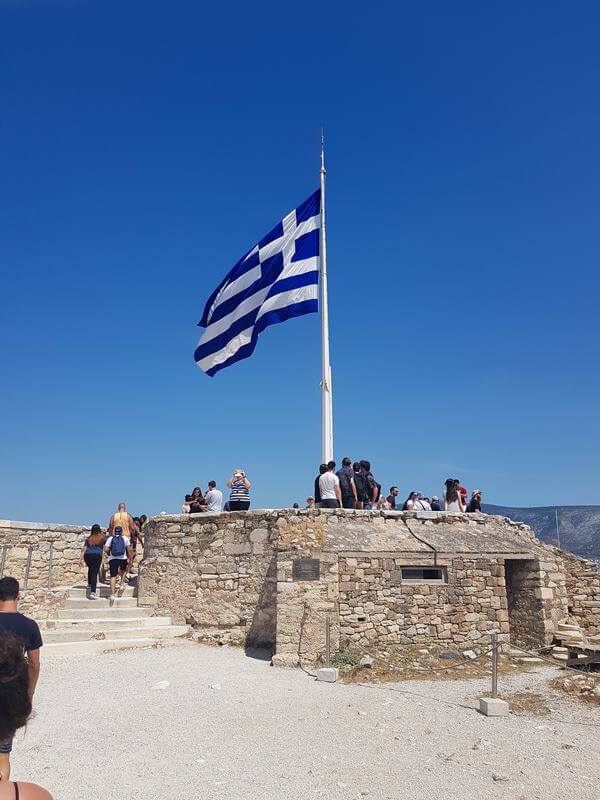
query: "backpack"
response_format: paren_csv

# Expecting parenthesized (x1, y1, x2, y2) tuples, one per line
(353, 471, 369, 502)
(336, 468, 354, 499)
(110, 532, 126, 558)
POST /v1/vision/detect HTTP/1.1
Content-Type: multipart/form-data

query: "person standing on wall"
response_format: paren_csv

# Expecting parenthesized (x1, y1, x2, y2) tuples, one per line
(336, 457, 358, 509)
(204, 481, 223, 512)
(104, 526, 132, 600)
(444, 479, 465, 512)
(319, 461, 342, 509)
(0, 578, 43, 783)
(78, 524, 105, 599)
(227, 469, 251, 511)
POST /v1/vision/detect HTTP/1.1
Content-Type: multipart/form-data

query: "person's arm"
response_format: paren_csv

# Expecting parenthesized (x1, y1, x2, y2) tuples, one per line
(369, 478, 377, 504)
(78, 542, 86, 567)
(351, 476, 358, 503)
(27, 648, 41, 699)
(334, 477, 342, 505)
(444, 495, 449, 511)
(226, 478, 233, 488)
(104, 539, 111, 557)
(243, 478, 251, 489)
(0, 781, 53, 800)
(126, 545, 134, 562)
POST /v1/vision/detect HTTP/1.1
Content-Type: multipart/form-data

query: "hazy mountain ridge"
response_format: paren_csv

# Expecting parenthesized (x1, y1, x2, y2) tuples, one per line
(483, 504, 600, 562)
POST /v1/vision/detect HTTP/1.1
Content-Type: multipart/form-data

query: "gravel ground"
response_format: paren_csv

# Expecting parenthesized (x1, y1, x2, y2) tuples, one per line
(12, 641, 600, 800)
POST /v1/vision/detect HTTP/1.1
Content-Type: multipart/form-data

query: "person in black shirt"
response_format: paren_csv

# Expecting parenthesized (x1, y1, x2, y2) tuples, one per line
(466, 490, 482, 513)
(0, 577, 43, 782)
(430, 496, 442, 511)
(314, 463, 327, 508)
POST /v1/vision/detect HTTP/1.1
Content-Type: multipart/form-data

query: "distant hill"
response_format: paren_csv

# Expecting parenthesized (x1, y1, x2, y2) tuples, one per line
(483, 504, 600, 562)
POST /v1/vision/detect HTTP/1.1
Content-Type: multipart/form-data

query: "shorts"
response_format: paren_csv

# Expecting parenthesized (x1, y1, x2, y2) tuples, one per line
(320, 499, 340, 509)
(109, 559, 128, 577)
(0, 738, 12, 754)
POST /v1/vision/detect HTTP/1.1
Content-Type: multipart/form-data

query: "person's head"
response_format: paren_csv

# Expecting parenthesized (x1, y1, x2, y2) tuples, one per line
(360, 460, 371, 473)
(445, 480, 458, 502)
(453, 479, 460, 487)
(118, 502, 126, 512)
(353, 461, 362, 474)
(133, 517, 140, 525)
(406, 491, 417, 501)
(445, 478, 455, 490)
(472, 489, 482, 499)
(88, 524, 104, 546)
(114, 526, 123, 536)
(319, 463, 328, 475)
(327, 460, 336, 472)
(342, 457, 352, 467)
(208, 481, 216, 489)
(234, 469, 245, 479)
(0, 577, 19, 603)
(306, 497, 314, 507)
(184, 494, 192, 503)
(432, 496, 439, 503)
(389, 486, 398, 496)
(192, 487, 202, 498)
(139, 515, 147, 525)
(292, 503, 299, 509)
(0, 631, 32, 743)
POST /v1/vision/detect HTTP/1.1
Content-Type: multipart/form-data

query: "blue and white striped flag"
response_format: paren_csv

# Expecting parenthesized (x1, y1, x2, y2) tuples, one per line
(195, 189, 321, 376)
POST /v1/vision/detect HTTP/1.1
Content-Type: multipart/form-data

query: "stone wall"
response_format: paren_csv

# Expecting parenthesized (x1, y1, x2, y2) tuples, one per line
(560, 550, 600, 636)
(337, 555, 510, 650)
(138, 512, 280, 646)
(18, 587, 70, 629)
(0, 519, 88, 589)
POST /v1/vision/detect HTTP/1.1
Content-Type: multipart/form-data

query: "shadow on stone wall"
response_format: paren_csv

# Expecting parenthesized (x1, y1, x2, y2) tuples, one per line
(245, 552, 277, 654)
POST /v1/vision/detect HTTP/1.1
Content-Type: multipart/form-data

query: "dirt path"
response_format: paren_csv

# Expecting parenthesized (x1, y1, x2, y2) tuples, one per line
(13, 642, 600, 800)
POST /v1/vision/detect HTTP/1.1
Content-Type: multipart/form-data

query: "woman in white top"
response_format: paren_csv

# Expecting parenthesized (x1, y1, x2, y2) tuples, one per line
(444, 479, 465, 512)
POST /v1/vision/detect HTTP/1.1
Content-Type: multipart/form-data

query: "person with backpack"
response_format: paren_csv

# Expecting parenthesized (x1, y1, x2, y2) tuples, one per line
(336, 457, 358, 509)
(352, 462, 369, 509)
(104, 526, 132, 599)
(360, 460, 380, 509)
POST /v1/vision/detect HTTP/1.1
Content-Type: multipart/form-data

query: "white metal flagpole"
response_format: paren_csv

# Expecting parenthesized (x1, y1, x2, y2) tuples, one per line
(320, 132, 334, 463)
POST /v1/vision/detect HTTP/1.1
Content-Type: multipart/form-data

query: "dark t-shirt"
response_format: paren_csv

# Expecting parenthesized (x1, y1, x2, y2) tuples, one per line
(314, 475, 322, 504)
(387, 495, 396, 510)
(430, 501, 441, 511)
(0, 612, 43, 652)
(336, 466, 355, 499)
(467, 498, 481, 513)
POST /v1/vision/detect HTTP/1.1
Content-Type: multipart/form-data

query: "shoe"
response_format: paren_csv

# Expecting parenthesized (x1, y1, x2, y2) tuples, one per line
(89, 592, 97, 600)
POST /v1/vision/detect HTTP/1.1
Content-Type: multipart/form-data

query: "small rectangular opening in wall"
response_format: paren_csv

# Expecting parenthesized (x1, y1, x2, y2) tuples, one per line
(400, 567, 446, 583)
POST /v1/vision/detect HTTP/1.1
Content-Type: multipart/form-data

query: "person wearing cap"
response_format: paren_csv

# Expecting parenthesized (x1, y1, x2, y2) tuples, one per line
(104, 525, 132, 599)
(305, 497, 315, 509)
(430, 496, 441, 511)
(413, 493, 431, 511)
(466, 490, 483, 513)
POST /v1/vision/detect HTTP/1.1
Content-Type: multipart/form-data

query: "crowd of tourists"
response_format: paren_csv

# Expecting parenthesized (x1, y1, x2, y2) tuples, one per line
(181, 470, 250, 514)
(78, 503, 147, 601)
(308, 460, 483, 513)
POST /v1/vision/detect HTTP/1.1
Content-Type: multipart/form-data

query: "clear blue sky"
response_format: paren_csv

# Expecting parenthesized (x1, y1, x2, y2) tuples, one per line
(1, 1, 599, 525)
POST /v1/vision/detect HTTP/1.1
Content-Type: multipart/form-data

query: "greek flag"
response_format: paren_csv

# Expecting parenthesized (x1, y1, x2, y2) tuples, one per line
(195, 190, 320, 376)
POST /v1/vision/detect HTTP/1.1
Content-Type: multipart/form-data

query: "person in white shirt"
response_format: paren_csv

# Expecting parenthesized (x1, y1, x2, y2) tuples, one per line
(104, 526, 132, 599)
(413, 493, 432, 511)
(318, 461, 342, 509)
(205, 481, 223, 512)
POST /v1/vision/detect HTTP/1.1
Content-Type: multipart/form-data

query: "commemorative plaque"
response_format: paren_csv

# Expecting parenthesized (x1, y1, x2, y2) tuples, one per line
(292, 558, 320, 581)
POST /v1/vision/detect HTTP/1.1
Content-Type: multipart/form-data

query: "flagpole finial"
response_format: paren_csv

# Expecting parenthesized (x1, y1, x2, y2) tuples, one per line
(320, 128, 325, 174)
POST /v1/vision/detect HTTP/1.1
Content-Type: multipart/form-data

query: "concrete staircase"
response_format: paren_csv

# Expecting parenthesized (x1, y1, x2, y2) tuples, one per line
(44, 585, 188, 655)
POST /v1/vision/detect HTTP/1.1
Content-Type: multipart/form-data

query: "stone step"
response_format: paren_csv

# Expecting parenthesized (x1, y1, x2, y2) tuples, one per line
(47, 616, 172, 630)
(43, 638, 166, 656)
(68, 586, 136, 599)
(54, 606, 153, 620)
(43, 625, 188, 643)
(64, 597, 138, 609)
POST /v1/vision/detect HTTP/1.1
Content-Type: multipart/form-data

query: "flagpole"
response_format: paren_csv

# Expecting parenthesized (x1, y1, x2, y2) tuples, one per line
(320, 132, 334, 463)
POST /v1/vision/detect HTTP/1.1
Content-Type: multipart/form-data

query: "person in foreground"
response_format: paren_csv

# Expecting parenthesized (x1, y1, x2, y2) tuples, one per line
(104, 526, 133, 599)
(0, 578, 43, 785)
(0, 631, 52, 799)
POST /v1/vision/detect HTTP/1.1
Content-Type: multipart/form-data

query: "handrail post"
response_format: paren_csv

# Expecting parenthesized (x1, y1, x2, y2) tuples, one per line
(23, 546, 33, 592)
(0, 545, 8, 579)
(47, 542, 53, 589)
